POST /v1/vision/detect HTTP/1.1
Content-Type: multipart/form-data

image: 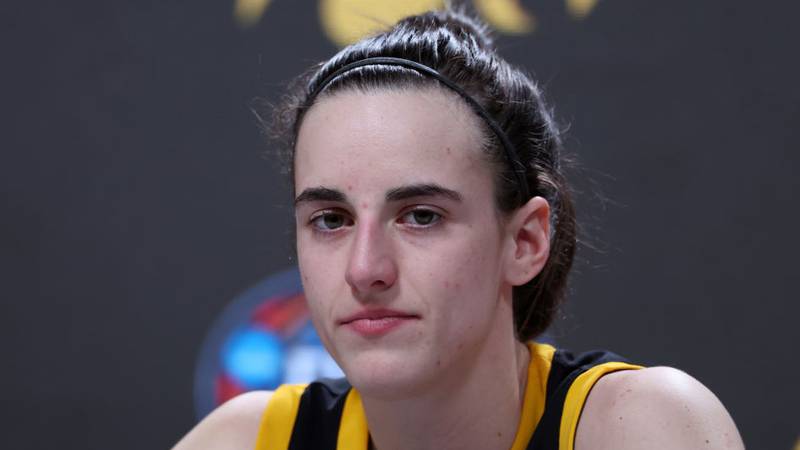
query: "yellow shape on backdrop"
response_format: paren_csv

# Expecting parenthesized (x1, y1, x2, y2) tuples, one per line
(474, 0, 536, 34)
(234, 0, 272, 27)
(320, 0, 444, 47)
(566, 0, 599, 19)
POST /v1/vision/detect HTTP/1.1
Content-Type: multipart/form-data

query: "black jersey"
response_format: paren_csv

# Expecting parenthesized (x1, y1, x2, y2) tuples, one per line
(255, 342, 641, 450)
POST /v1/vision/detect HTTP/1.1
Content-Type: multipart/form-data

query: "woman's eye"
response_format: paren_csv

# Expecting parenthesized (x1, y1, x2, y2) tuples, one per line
(400, 209, 442, 227)
(310, 212, 351, 231)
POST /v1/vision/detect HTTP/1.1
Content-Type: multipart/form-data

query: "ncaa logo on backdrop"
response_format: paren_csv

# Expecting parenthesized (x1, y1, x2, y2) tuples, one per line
(194, 267, 343, 419)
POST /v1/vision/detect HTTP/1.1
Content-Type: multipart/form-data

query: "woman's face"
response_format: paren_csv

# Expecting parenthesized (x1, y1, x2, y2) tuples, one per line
(294, 88, 517, 398)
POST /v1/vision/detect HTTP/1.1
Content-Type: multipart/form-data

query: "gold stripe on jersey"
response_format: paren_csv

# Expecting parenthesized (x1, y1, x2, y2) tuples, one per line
(559, 361, 643, 450)
(337, 388, 369, 448)
(510, 342, 556, 450)
(256, 384, 307, 450)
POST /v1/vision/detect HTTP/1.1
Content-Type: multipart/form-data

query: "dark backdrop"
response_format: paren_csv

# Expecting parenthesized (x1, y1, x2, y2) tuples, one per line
(2, 0, 798, 449)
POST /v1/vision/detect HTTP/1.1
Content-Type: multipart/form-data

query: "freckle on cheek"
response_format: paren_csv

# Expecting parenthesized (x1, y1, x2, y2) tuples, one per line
(361, 202, 368, 208)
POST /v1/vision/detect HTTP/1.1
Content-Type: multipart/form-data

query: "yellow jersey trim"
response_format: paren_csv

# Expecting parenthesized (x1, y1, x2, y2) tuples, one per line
(336, 388, 369, 449)
(558, 361, 643, 450)
(510, 342, 556, 450)
(256, 384, 307, 450)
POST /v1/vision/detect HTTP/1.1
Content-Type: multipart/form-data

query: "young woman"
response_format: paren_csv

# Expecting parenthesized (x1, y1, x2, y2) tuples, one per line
(174, 10, 744, 450)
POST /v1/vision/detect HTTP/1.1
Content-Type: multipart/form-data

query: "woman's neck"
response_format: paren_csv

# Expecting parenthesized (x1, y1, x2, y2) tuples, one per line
(360, 338, 531, 450)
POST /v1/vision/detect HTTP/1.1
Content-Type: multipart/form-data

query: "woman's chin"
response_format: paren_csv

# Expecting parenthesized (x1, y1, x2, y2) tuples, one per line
(338, 348, 440, 400)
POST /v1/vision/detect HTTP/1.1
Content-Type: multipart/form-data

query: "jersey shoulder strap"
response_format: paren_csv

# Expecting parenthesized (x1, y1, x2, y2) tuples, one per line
(526, 348, 643, 450)
(255, 378, 367, 450)
(255, 383, 306, 450)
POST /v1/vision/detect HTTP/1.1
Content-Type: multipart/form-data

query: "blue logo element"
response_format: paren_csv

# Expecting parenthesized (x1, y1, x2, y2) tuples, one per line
(193, 266, 343, 420)
(222, 328, 285, 389)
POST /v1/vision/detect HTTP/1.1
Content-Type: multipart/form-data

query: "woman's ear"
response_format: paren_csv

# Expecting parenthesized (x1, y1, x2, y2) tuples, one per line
(503, 196, 551, 286)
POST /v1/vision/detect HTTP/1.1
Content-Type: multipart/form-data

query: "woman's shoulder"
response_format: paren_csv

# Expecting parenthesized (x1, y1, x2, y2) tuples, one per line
(575, 367, 745, 450)
(171, 390, 273, 450)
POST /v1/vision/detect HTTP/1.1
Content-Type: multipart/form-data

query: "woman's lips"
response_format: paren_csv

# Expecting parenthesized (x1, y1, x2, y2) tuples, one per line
(339, 309, 419, 337)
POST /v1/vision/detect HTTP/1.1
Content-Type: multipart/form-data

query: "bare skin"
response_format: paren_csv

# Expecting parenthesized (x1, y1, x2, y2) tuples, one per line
(576, 367, 744, 449)
(172, 89, 744, 450)
(173, 391, 270, 450)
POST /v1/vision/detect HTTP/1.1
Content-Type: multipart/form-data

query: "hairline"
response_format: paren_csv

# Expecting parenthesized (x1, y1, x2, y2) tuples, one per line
(293, 83, 512, 222)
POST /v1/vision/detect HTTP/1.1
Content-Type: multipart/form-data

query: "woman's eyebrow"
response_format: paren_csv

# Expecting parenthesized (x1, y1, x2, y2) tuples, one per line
(385, 183, 462, 202)
(294, 187, 348, 206)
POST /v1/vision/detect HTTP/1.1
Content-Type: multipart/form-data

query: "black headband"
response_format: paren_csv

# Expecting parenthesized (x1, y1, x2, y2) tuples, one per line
(306, 56, 531, 202)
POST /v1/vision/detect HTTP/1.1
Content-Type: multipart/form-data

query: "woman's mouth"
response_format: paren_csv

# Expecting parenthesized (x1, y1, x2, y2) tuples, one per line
(339, 309, 420, 337)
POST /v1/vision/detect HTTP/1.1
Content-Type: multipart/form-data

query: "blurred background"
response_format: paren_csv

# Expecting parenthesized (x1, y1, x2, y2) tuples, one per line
(2, 0, 798, 448)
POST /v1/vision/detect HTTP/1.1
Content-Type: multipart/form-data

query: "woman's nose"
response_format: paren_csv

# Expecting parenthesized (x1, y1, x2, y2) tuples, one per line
(344, 221, 398, 297)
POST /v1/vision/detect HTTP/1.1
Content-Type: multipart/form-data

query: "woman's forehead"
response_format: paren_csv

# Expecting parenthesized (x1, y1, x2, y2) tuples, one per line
(294, 88, 491, 193)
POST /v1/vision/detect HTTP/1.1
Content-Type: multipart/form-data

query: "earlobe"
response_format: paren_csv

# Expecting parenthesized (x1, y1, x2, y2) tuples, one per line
(504, 196, 551, 286)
